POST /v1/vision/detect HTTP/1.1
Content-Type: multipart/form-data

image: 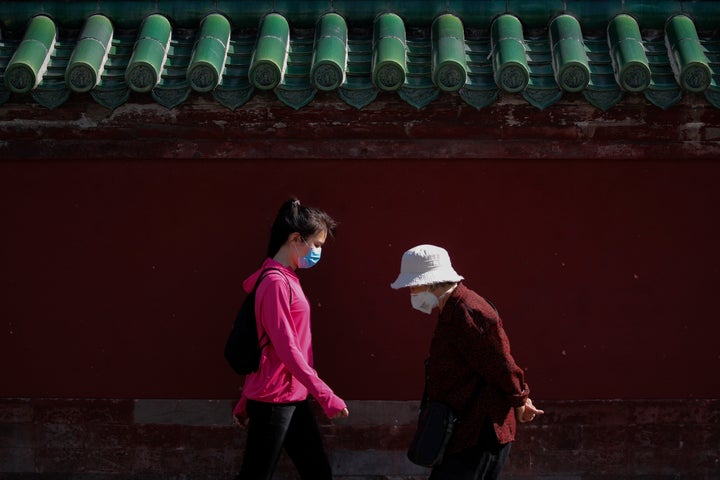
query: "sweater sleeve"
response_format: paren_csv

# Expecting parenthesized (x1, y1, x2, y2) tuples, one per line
(454, 304, 529, 407)
(256, 273, 346, 418)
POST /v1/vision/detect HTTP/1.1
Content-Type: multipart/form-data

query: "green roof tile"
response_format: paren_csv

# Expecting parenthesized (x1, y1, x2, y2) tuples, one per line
(372, 13, 407, 91)
(491, 14, 529, 93)
(65, 15, 113, 93)
(187, 13, 231, 92)
(431, 14, 467, 92)
(608, 14, 651, 92)
(0, 0, 719, 110)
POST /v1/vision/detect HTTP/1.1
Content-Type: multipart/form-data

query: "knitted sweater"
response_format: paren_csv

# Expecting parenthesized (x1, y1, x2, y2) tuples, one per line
(426, 283, 529, 452)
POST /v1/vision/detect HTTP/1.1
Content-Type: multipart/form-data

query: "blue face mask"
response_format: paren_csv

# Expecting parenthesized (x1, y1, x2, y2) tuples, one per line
(296, 240, 322, 269)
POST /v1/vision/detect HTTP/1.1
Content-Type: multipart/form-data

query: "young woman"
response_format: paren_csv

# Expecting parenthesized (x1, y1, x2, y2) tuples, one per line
(233, 198, 349, 480)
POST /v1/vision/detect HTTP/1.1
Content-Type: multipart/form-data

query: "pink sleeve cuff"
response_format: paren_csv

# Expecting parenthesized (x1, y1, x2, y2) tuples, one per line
(321, 395, 347, 419)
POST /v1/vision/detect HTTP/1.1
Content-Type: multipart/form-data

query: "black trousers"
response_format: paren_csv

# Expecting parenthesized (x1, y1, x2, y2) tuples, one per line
(235, 399, 332, 480)
(429, 441, 511, 480)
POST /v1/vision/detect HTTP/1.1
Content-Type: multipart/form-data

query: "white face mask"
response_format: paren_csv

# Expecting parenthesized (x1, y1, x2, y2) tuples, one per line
(410, 291, 439, 314)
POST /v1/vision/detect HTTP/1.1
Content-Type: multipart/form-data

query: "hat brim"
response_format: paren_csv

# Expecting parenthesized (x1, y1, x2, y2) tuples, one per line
(390, 271, 464, 289)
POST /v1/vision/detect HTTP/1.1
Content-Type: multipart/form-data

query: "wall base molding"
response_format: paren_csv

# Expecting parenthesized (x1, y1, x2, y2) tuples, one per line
(1, 398, 718, 479)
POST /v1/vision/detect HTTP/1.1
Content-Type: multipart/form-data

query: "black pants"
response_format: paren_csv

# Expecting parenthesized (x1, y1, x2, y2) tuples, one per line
(429, 441, 511, 480)
(235, 399, 332, 480)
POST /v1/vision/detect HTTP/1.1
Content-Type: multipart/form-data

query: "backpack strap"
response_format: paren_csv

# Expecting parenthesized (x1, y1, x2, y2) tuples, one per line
(253, 267, 292, 349)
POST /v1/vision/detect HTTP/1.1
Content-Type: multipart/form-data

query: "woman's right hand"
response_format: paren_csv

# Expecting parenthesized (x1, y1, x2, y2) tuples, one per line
(515, 398, 544, 423)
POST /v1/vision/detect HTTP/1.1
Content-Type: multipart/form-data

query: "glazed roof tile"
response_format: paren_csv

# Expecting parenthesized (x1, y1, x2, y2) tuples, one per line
(1, 1, 719, 111)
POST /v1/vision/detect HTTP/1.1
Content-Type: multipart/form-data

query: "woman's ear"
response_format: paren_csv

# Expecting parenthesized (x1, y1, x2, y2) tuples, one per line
(287, 232, 302, 244)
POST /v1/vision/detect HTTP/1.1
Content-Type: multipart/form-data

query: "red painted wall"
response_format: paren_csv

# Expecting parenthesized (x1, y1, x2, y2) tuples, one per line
(2, 159, 720, 400)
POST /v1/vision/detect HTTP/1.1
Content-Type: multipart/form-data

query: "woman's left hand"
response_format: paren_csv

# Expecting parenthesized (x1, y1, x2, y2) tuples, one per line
(332, 408, 349, 419)
(233, 412, 249, 429)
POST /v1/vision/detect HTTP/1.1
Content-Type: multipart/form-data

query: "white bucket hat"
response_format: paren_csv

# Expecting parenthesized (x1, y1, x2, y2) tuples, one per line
(390, 244, 464, 289)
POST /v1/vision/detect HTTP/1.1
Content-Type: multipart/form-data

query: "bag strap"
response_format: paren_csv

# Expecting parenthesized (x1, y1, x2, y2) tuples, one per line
(253, 267, 292, 349)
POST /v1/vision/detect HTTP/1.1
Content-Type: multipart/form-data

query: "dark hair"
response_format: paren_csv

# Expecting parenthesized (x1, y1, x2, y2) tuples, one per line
(267, 198, 337, 258)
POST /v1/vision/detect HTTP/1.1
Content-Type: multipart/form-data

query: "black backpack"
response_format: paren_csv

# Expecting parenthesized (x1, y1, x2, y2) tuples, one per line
(224, 268, 290, 375)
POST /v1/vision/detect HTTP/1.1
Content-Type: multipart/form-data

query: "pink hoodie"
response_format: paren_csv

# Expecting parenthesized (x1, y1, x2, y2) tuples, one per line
(232, 258, 346, 419)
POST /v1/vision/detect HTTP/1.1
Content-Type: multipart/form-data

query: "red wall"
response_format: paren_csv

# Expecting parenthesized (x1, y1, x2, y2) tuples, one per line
(2, 159, 720, 400)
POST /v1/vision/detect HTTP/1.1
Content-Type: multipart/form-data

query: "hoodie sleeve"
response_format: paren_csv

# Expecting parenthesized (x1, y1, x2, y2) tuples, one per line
(256, 272, 346, 418)
(233, 394, 247, 417)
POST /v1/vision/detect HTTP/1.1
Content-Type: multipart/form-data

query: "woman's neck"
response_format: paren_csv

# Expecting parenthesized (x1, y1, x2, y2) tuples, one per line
(273, 245, 296, 270)
(438, 284, 458, 311)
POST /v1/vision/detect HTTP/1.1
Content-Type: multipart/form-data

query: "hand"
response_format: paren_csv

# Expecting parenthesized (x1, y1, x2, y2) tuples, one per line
(515, 398, 544, 423)
(332, 408, 349, 420)
(233, 413, 249, 429)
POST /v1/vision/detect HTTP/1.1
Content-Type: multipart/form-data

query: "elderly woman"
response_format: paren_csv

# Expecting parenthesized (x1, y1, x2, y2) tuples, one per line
(391, 244, 543, 480)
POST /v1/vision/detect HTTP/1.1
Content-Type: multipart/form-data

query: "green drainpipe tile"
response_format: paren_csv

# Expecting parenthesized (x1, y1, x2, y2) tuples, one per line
(125, 14, 172, 93)
(372, 13, 407, 91)
(665, 14, 711, 92)
(249, 13, 289, 90)
(608, 14, 651, 92)
(549, 14, 590, 93)
(66, 14, 113, 93)
(491, 14, 530, 93)
(4, 15, 56, 94)
(431, 13, 468, 92)
(187, 13, 231, 92)
(311, 13, 347, 92)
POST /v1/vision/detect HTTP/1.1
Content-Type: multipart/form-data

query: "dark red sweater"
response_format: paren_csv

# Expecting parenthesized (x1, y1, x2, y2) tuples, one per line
(425, 283, 530, 452)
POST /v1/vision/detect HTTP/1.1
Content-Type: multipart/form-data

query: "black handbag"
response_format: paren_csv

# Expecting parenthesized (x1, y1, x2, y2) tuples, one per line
(407, 400, 458, 467)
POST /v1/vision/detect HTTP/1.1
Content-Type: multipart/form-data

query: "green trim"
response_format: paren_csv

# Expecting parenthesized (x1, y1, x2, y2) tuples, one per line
(665, 14, 712, 93)
(491, 14, 529, 93)
(550, 15, 590, 93)
(372, 13, 407, 91)
(66, 15, 113, 93)
(31, 85, 69, 109)
(187, 13, 231, 92)
(645, 88, 683, 110)
(584, 89, 623, 111)
(4, 15, 56, 93)
(125, 14, 172, 93)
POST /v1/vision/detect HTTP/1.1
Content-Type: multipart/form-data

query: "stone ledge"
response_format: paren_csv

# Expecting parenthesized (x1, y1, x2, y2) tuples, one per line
(0, 398, 718, 478)
(133, 399, 234, 426)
